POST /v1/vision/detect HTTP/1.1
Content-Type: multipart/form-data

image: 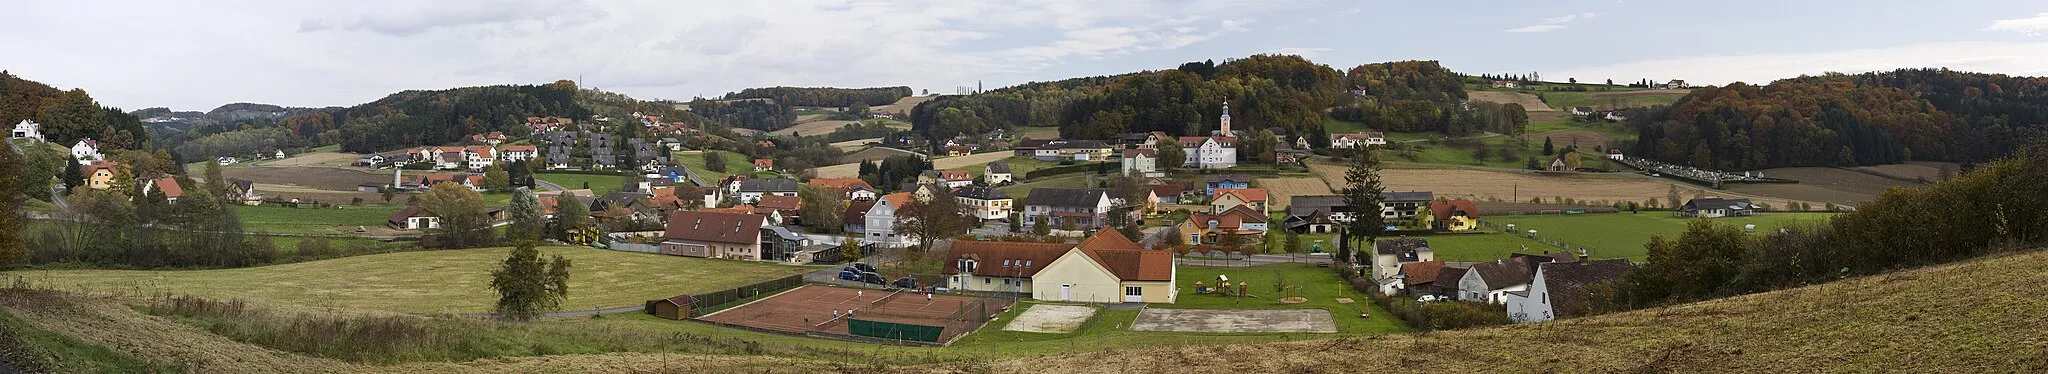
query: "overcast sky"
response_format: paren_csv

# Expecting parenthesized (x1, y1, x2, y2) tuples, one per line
(6, 0, 2048, 111)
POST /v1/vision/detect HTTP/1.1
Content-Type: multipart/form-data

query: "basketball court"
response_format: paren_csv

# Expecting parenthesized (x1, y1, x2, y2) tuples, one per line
(695, 285, 1012, 345)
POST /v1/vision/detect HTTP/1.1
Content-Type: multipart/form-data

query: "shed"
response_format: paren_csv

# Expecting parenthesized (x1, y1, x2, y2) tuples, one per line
(651, 294, 696, 320)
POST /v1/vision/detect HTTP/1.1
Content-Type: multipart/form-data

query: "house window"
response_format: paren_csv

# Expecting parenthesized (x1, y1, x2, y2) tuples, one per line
(1124, 286, 1142, 296)
(984, 278, 991, 284)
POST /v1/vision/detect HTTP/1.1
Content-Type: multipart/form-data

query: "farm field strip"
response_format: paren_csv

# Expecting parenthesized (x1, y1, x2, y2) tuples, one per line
(1486, 213, 1837, 260)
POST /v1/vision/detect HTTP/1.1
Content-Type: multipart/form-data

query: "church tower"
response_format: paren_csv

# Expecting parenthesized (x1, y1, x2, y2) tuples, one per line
(1219, 102, 1232, 137)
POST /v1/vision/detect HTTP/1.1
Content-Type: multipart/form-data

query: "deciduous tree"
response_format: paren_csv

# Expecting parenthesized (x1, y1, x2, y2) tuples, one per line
(421, 182, 491, 248)
(489, 242, 572, 321)
(505, 188, 544, 243)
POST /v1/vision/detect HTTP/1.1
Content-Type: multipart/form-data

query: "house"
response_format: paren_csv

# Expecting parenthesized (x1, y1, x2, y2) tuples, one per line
(1607, 148, 1625, 160)
(9, 120, 43, 141)
(1664, 79, 1688, 89)
(1059, 140, 1113, 161)
(842, 200, 875, 234)
(809, 177, 878, 201)
(590, 191, 655, 220)
(1398, 260, 1446, 296)
(1210, 188, 1269, 215)
(1603, 110, 1629, 121)
(1202, 175, 1251, 196)
(464, 146, 496, 171)
(545, 152, 571, 170)
(1680, 198, 1754, 218)
(1120, 149, 1162, 178)
(500, 145, 539, 163)
(1382, 191, 1434, 223)
(1507, 259, 1631, 323)
(671, 185, 722, 210)
(470, 131, 507, 145)
(71, 139, 103, 165)
(864, 193, 915, 247)
(1421, 266, 1469, 298)
(1176, 136, 1237, 169)
(84, 161, 122, 190)
(659, 211, 769, 260)
(1330, 133, 1387, 149)
(1178, 210, 1265, 245)
(1020, 188, 1116, 230)
(1012, 139, 1053, 158)
(1282, 210, 1337, 234)
(1426, 199, 1481, 232)
(1371, 238, 1435, 294)
(1458, 255, 1567, 303)
(735, 178, 799, 204)
(928, 169, 973, 188)
(387, 205, 441, 230)
(755, 195, 802, 225)
(1289, 195, 1357, 224)
(592, 154, 618, 170)
(954, 186, 1013, 222)
(945, 230, 1177, 304)
(141, 177, 184, 201)
(753, 158, 774, 172)
(983, 161, 1014, 186)
(1490, 80, 1518, 89)
(217, 156, 238, 165)
(1149, 185, 1183, 205)
(359, 154, 387, 167)
(417, 173, 483, 192)
(945, 145, 973, 157)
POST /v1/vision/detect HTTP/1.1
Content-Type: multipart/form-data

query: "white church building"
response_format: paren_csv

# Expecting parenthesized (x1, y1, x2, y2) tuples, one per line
(1176, 103, 1238, 169)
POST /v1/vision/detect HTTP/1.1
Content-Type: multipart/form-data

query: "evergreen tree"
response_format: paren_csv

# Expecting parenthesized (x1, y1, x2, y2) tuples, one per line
(1542, 136, 1555, 155)
(1031, 213, 1052, 237)
(505, 188, 544, 243)
(703, 151, 727, 173)
(488, 241, 572, 321)
(203, 160, 226, 197)
(62, 155, 84, 192)
(1338, 151, 1387, 265)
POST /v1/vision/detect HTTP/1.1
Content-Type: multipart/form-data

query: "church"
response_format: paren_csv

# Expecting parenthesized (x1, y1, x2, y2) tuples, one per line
(1176, 103, 1238, 169)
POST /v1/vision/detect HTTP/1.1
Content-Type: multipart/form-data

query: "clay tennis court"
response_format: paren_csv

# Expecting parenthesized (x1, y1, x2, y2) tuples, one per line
(695, 285, 1012, 344)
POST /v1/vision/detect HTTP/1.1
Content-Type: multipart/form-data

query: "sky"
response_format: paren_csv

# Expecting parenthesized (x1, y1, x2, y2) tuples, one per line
(5, 0, 2048, 111)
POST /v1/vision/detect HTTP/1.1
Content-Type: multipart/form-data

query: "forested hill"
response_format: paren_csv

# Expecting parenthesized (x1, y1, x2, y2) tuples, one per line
(908, 56, 1511, 142)
(723, 86, 912, 107)
(1635, 69, 2048, 169)
(0, 71, 151, 150)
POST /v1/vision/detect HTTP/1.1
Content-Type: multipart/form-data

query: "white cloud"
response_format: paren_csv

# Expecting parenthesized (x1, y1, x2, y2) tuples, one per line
(1506, 11, 1603, 33)
(1547, 41, 2048, 87)
(1986, 12, 2048, 36)
(1267, 47, 1333, 58)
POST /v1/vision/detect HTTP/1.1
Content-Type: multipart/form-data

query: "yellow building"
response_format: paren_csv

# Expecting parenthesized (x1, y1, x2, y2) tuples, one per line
(944, 230, 1176, 304)
(1210, 188, 1269, 215)
(85, 161, 122, 190)
(1429, 199, 1481, 232)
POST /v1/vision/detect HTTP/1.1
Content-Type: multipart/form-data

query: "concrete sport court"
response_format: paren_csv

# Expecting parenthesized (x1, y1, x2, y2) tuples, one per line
(1001, 304, 1097, 333)
(1129, 308, 1337, 333)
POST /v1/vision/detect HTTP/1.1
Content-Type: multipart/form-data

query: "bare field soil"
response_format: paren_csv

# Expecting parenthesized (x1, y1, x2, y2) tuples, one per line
(1755, 167, 1927, 196)
(1129, 309, 1336, 333)
(1310, 163, 1817, 210)
(263, 152, 361, 167)
(220, 166, 390, 191)
(1255, 177, 1333, 210)
(1468, 91, 1554, 111)
(1853, 161, 1956, 182)
(1525, 130, 1611, 150)
(830, 138, 882, 150)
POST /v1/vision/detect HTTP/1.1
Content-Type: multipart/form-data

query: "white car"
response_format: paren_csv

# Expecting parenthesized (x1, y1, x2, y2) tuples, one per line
(1417, 295, 1443, 302)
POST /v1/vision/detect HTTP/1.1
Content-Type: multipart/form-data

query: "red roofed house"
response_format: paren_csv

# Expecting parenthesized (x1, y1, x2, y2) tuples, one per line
(499, 145, 539, 163)
(755, 194, 802, 225)
(471, 132, 507, 145)
(753, 158, 774, 172)
(1427, 199, 1482, 232)
(1211, 188, 1269, 215)
(660, 210, 769, 260)
(142, 177, 184, 201)
(1178, 210, 1266, 245)
(943, 230, 1176, 304)
(808, 177, 877, 201)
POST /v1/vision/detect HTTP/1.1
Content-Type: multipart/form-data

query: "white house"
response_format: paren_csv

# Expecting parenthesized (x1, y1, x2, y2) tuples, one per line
(464, 146, 496, 171)
(735, 178, 799, 204)
(1371, 238, 1436, 294)
(1330, 133, 1386, 149)
(273, 150, 287, 159)
(1507, 259, 1631, 323)
(1120, 149, 1162, 178)
(983, 161, 1014, 185)
(1173, 103, 1238, 169)
(954, 186, 1013, 221)
(9, 120, 44, 141)
(70, 139, 104, 165)
(217, 156, 238, 165)
(500, 145, 539, 163)
(1458, 255, 1567, 303)
(864, 193, 915, 247)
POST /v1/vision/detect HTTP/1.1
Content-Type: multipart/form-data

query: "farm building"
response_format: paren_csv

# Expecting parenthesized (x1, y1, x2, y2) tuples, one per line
(943, 230, 1176, 304)
(652, 295, 694, 320)
(1371, 238, 1435, 294)
(1680, 198, 1754, 218)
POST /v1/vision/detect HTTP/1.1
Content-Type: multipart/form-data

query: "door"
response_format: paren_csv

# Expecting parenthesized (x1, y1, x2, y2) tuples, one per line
(1060, 284, 1071, 301)
(1123, 286, 1143, 303)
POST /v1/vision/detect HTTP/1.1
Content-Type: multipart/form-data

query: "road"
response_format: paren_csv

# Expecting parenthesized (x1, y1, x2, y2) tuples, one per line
(533, 179, 567, 192)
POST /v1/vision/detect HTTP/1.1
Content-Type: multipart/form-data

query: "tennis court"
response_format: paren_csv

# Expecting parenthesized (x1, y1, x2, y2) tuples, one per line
(694, 285, 1012, 345)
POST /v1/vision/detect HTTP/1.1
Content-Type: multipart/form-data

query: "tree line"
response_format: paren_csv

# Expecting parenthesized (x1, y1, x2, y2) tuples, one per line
(1633, 69, 2048, 169)
(723, 86, 912, 107)
(1, 71, 151, 150)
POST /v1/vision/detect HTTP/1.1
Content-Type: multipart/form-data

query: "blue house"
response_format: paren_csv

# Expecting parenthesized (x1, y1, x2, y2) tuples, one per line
(1204, 175, 1251, 195)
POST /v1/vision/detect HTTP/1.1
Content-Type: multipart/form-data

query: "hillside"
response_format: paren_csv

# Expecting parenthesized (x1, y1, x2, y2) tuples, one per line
(5, 248, 2045, 371)
(0, 71, 150, 150)
(1635, 69, 2048, 169)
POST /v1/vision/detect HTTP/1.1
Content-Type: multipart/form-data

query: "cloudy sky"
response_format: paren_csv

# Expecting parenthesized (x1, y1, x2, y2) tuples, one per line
(6, 0, 2048, 111)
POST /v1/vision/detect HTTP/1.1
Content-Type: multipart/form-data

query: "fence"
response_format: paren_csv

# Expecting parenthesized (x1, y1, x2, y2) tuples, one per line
(847, 319, 944, 343)
(659, 274, 805, 318)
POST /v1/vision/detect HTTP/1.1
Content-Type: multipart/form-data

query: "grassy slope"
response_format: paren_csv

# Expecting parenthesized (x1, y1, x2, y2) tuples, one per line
(234, 204, 402, 234)
(11, 247, 819, 314)
(1167, 264, 1408, 334)
(0, 308, 170, 373)
(996, 173, 1090, 200)
(535, 172, 630, 193)
(1488, 213, 1838, 260)
(671, 150, 753, 181)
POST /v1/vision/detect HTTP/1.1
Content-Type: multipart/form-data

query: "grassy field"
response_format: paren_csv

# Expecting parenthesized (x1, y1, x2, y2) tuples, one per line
(1486, 213, 1838, 260)
(1013, 126, 1060, 140)
(1168, 264, 1409, 334)
(535, 172, 630, 193)
(996, 173, 1091, 200)
(0, 308, 170, 372)
(1536, 89, 1691, 110)
(12, 247, 820, 314)
(234, 204, 400, 234)
(671, 150, 753, 181)
(1276, 231, 1562, 263)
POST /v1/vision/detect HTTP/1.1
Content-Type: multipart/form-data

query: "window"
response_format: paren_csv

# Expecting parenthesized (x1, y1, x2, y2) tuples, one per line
(1003, 279, 1011, 285)
(984, 278, 991, 284)
(1124, 286, 1142, 296)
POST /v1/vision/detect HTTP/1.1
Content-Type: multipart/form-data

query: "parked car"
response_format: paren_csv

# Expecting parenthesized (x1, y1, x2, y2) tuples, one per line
(851, 262, 878, 274)
(859, 272, 886, 285)
(891, 277, 918, 289)
(837, 270, 861, 281)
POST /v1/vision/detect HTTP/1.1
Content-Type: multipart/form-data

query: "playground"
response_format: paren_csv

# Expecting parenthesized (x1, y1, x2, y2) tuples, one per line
(694, 285, 1012, 345)
(1154, 263, 1408, 334)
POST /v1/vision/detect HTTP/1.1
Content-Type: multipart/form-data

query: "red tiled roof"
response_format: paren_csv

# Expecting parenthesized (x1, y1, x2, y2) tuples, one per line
(466, 146, 495, 159)
(1402, 260, 1446, 287)
(1222, 205, 1268, 223)
(662, 211, 763, 245)
(808, 178, 872, 190)
(844, 201, 875, 224)
(501, 145, 537, 152)
(1216, 188, 1268, 203)
(879, 192, 911, 209)
(755, 195, 801, 210)
(151, 177, 183, 198)
(1429, 199, 1481, 221)
(939, 169, 972, 181)
(1082, 248, 1174, 282)
(754, 159, 773, 168)
(1149, 184, 1183, 197)
(943, 240, 1073, 278)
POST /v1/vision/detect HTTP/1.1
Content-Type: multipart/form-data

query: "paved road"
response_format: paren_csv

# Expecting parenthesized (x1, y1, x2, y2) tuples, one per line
(533, 179, 567, 192)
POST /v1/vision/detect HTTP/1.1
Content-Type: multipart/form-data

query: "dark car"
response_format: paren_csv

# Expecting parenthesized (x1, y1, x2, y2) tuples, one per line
(890, 277, 918, 289)
(859, 272, 886, 285)
(852, 262, 879, 274)
(837, 270, 861, 281)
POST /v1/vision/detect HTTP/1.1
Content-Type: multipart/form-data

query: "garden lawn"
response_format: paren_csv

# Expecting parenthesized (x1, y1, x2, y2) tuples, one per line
(233, 204, 402, 234)
(1485, 213, 1838, 261)
(13, 246, 820, 315)
(1415, 232, 1564, 262)
(996, 173, 1091, 200)
(672, 150, 753, 181)
(536, 172, 630, 193)
(1166, 264, 1409, 334)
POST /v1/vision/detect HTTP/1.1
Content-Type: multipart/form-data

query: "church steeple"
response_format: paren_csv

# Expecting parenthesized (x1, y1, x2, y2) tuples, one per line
(1219, 102, 1232, 136)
